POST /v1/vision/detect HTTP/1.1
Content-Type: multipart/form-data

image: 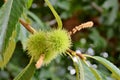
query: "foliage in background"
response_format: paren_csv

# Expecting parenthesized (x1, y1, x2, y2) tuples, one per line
(0, 0, 120, 80)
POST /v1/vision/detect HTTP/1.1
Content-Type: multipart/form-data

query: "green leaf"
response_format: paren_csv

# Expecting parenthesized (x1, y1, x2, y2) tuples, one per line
(96, 70, 107, 80)
(18, 24, 29, 50)
(0, 30, 16, 68)
(85, 55, 120, 80)
(14, 57, 36, 80)
(45, 0, 62, 29)
(0, 0, 28, 56)
(72, 57, 84, 80)
(89, 29, 107, 50)
(27, 0, 33, 9)
(90, 67, 102, 80)
(27, 11, 45, 30)
(102, 0, 119, 25)
(72, 56, 98, 80)
(56, 1, 70, 11)
(81, 61, 96, 80)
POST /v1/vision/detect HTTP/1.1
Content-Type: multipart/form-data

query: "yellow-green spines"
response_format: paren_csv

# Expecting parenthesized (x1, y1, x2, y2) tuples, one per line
(27, 31, 47, 61)
(48, 29, 71, 53)
(26, 29, 71, 65)
(44, 29, 71, 64)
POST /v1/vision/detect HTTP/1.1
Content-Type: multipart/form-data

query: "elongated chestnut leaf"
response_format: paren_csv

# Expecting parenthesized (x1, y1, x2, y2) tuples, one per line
(0, 30, 16, 68)
(14, 57, 36, 80)
(0, 0, 29, 68)
(85, 55, 120, 80)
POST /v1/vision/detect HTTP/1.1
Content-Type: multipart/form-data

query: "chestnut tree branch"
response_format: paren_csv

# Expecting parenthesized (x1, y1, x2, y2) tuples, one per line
(19, 19, 37, 34)
(68, 21, 93, 35)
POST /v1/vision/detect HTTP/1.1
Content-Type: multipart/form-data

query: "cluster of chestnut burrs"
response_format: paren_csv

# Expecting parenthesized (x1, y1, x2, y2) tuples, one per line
(19, 0, 94, 69)
(19, 19, 93, 69)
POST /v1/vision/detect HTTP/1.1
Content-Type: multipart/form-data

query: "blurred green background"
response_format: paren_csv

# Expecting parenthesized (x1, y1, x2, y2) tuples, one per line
(0, 0, 120, 80)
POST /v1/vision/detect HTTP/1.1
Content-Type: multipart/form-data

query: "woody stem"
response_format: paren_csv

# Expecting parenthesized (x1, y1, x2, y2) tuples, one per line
(68, 21, 93, 35)
(19, 19, 45, 69)
(4, 0, 7, 3)
(19, 19, 37, 34)
(67, 49, 86, 60)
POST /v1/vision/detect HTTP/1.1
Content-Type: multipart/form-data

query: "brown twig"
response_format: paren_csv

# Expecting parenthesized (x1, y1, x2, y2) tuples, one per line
(19, 19, 88, 68)
(68, 21, 94, 35)
(4, 0, 7, 3)
(19, 19, 44, 69)
(67, 49, 76, 56)
(19, 19, 37, 34)
(68, 21, 93, 59)
(67, 49, 86, 60)
(91, 2, 103, 13)
(76, 53, 86, 60)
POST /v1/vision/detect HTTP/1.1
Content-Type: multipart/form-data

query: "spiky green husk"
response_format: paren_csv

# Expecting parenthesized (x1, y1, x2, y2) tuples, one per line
(48, 29, 71, 53)
(26, 29, 71, 65)
(27, 31, 47, 61)
(44, 29, 71, 64)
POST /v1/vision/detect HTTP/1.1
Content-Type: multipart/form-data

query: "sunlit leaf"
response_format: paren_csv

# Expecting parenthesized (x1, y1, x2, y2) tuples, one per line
(81, 61, 97, 80)
(18, 24, 29, 50)
(72, 56, 101, 80)
(85, 55, 120, 80)
(0, 0, 28, 62)
(73, 57, 84, 80)
(0, 30, 16, 68)
(27, 0, 33, 9)
(90, 67, 102, 80)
